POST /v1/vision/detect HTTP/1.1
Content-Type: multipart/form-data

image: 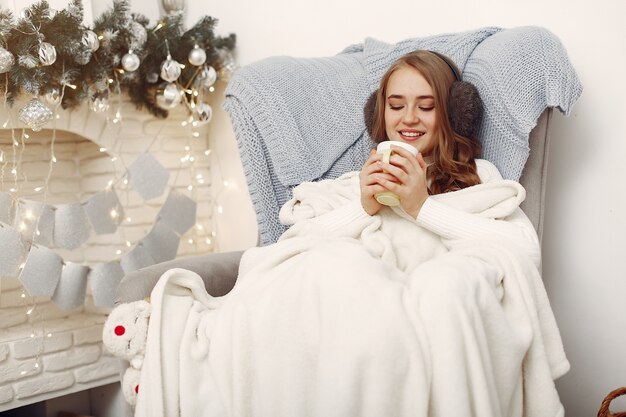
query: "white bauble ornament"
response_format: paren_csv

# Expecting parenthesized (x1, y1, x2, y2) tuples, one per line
(162, 0, 185, 15)
(90, 96, 109, 113)
(121, 51, 140, 72)
(0, 47, 15, 73)
(43, 87, 61, 106)
(192, 102, 213, 126)
(155, 83, 182, 110)
(19, 98, 53, 131)
(38, 42, 57, 66)
(160, 55, 181, 82)
(129, 21, 147, 51)
(188, 45, 206, 66)
(82, 30, 100, 52)
(198, 65, 217, 87)
(76, 51, 91, 65)
(217, 49, 238, 81)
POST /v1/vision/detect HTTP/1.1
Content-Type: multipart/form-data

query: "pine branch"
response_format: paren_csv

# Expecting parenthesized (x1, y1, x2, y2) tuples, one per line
(1, 0, 237, 122)
(0, 9, 14, 41)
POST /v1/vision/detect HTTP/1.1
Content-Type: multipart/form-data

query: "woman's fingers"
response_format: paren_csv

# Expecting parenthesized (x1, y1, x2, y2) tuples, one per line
(390, 146, 420, 167)
(364, 145, 425, 189)
(376, 175, 402, 191)
(415, 152, 427, 170)
(364, 172, 396, 186)
(389, 145, 417, 158)
(364, 183, 388, 195)
(376, 159, 413, 184)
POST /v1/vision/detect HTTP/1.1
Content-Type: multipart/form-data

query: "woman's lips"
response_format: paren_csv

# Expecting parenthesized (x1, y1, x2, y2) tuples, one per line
(398, 130, 425, 141)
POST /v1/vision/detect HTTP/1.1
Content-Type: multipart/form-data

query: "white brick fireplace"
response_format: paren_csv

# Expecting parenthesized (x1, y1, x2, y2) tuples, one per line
(0, 96, 218, 413)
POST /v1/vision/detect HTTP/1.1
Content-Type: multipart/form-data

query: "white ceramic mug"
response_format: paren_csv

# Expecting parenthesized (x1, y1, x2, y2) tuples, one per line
(375, 141, 419, 206)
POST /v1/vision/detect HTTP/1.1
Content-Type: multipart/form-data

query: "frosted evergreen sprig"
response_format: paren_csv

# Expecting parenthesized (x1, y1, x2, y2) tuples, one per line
(0, 0, 236, 118)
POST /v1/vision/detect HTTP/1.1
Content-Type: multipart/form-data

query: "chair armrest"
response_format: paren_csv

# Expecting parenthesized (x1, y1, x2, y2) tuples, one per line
(115, 250, 244, 304)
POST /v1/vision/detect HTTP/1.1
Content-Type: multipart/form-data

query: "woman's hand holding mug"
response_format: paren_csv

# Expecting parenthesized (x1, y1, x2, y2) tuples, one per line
(359, 141, 429, 218)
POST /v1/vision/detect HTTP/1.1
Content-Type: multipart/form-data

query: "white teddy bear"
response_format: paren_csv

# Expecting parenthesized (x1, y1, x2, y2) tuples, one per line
(102, 300, 151, 406)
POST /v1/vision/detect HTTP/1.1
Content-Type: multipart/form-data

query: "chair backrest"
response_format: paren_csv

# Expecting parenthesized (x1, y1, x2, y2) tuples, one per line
(519, 108, 553, 244)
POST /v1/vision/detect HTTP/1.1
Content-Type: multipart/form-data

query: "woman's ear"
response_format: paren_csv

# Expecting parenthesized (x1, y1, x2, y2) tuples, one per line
(363, 91, 377, 138)
(447, 81, 483, 139)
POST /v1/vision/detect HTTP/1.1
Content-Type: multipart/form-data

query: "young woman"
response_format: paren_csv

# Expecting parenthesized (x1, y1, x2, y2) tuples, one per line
(360, 50, 540, 266)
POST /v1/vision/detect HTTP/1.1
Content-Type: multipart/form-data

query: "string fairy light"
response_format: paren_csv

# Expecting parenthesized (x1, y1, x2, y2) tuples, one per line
(166, 106, 219, 251)
(0, 86, 69, 378)
(18, 98, 64, 374)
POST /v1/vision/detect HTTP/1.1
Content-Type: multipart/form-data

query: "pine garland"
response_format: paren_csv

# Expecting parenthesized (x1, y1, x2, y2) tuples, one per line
(0, 0, 236, 118)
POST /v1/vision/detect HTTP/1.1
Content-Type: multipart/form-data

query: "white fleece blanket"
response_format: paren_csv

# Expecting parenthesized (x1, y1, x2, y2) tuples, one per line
(135, 173, 569, 417)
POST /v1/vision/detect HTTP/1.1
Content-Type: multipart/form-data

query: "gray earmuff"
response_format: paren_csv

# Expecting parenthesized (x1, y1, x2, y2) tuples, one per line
(430, 51, 483, 139)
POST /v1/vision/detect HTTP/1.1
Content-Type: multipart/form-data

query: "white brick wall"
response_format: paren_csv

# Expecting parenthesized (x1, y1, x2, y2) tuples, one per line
(12, 333, 73, 359)
(15, 372, 75, 400)
(0, 344, 8, 362)
(0, 313, 125, 409)
(43, 345, 101, 371)
(0, 99, 217, 410)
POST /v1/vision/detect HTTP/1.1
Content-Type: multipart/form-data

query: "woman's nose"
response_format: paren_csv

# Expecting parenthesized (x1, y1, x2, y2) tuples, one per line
(402, 108, 420, 124)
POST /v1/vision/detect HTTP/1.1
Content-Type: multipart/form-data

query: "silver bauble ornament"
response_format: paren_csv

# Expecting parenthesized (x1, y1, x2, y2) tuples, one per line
(82, 30, 100, 52)
(75, 50, 91, 65)
(217, 49, 238, 81)
(0, 47, 15, 73)
(155, 82, 182, 110)
(89, 95, 109, 113)
(162, 0, 185, 15)
(146, 72, 159, 83)
(38, 42, 57, 66)
(129, 21, 147, 50)
(43, 88, 61, 106)
(198, 65, 217, 87)
(192, 102, 213, 126)
(121, 51, 140, 72)
(188, 46, 206, 66)
(160, 55, 182, 82)
(19, 98, 53, 131)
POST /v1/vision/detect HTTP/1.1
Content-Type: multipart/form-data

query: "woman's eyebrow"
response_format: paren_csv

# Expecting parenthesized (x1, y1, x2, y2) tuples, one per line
(387, 94, 434, 100)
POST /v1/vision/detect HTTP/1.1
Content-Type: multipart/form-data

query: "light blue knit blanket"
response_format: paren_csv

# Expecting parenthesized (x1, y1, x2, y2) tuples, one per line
(223, 26, 582, 245)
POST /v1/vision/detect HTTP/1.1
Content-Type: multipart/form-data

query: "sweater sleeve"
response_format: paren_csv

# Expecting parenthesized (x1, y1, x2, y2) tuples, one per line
(313, 200, 371, 230)
(416, 160, 541, 267)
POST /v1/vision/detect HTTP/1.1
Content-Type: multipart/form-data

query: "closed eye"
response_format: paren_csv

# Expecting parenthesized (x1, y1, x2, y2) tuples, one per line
(388, 105, 434, 111)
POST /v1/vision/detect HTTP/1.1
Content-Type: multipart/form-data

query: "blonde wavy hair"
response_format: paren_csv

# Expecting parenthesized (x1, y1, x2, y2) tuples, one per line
(370, 50, 482, 194)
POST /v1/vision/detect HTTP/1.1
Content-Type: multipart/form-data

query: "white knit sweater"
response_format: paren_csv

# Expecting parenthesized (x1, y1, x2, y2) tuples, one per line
(282, 159, 541, 268)
(418, 159, 541, 267)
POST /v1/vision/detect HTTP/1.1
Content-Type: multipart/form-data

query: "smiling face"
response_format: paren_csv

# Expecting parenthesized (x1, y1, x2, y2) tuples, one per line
(383, 66, 439, 157)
